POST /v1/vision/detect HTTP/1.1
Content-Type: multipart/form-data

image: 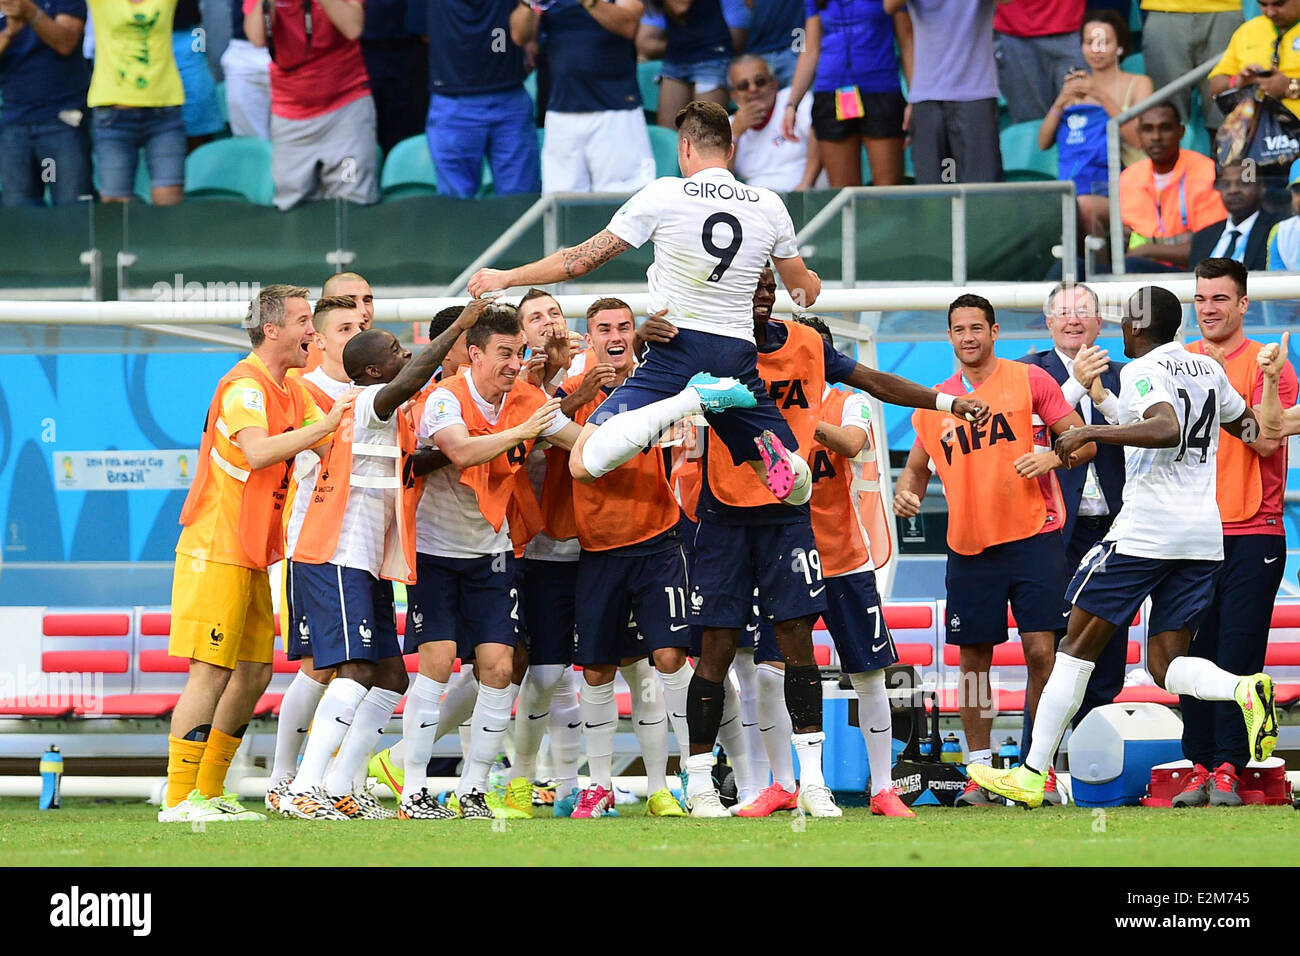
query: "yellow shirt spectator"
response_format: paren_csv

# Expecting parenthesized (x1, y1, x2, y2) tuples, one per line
(1211, 15, 1300, 117)
(87, 0, 184, 107)
(176, 352, 323, 569)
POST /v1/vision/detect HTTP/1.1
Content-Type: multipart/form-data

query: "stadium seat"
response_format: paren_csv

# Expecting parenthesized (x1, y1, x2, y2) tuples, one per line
(524, 70, 538, 120)
(1120, 52, 1144, 75)
(184, 137, 274, 205)
(80, 694, 178, 718)
(647, 125, 681, 178)
(380, 135, 438, 199)
(638, 59, 662, 117)
(215, 80, 228, 127)
(1000, 121, 1058, 181)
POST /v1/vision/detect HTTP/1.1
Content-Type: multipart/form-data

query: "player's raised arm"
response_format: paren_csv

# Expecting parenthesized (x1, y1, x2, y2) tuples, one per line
(432, 398, 562, 470)
(235, 391, 357, 471)
(372, 298, 492, 421)
(1257, 331, 1300, 439)
(1053, 402, 1180, 466)
(844, 362, 991, 426)
(814, 418, 868, 459)
(771, 254, 821, 309)
(468, 230, 633, 297)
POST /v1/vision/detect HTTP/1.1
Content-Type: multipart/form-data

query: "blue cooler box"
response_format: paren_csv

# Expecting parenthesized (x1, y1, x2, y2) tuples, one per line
(1067, 702, 1185, 807)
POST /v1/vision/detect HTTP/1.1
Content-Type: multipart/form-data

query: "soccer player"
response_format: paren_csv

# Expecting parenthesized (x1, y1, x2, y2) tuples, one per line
(554, 296, 691, 819)
(972, 286, 1280, 808)
(504, 288, 586, 818)
(467, 100, 825, 504)
(266, 294, 371, 814)
(322, 271, 375, 326)
(795, 314, 913, 818)
(398, 304, 577, 820)
(1172, 258, 1297, 807)
(160, 285, 354, 823)
(682, 269, 988, 818)
(895, 294, 1093, 806)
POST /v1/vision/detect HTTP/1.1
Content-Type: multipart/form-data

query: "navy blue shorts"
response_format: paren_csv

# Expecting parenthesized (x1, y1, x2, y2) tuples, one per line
(404, 551, 519, 653)
(575, 543, 692, 666)
(588, 328, 797, 465)
(945, 532, 1067, 646)
(823, 569, 899, 673)
(1067, 541, 1220, 636)
(291, 562, 402, 669)
(517, 559, 578, 666)
(689, 517, 826, 630)
(284, 561, 310, 662)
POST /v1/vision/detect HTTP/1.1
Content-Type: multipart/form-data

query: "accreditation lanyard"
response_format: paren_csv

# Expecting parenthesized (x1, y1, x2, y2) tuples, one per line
(1152, 174, 1188, 237)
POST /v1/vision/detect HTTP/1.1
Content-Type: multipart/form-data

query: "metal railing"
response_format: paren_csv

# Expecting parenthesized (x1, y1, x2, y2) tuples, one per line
(793, 181, 1079, 285)
(1107, 53, 1225, 274)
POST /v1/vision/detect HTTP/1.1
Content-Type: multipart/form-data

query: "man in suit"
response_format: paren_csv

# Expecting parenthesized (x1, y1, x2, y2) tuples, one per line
(1190, 163, 1280, 271)
(1016, 281, 1128, 776)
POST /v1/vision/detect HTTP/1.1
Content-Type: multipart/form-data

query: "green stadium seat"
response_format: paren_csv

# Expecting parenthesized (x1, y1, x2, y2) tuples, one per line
(638, 59, 662, 116)
(999, 120, 1058, 181)
(215, 80, 229, 127)
(524, 70, 538, 121)
(183, 137, 274, 204)
(1120, 52, 1144, 75)
(647, 124, 680, 177)
(380, 134, 437, 198)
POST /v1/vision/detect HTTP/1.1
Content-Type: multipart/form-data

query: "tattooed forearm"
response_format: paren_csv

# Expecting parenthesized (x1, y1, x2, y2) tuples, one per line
(562, 230, 631, 279)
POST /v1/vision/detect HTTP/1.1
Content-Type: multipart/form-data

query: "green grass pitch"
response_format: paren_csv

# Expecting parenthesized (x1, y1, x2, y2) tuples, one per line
(3, 797, 1298, 866)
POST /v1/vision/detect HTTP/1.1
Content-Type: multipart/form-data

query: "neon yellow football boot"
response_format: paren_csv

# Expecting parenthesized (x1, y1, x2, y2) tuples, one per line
(967, 763, 1046, 809)
(646, 787, 687, 817)
(501, 776, 535, 819)
(1235, 673, 1279, 762)
(369, 747, 404, 798)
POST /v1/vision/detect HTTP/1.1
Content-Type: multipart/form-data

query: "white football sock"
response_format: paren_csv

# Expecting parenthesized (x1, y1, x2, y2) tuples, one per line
(783, 452, 813, 505)
(549, 667, 582, 796)
(792, 731, 826, 789)
(623, 660, 668, 794)
(685, 751, 715, 799)
(1163, 655, 1241, 700)
(1025, 652, 1095, 773)
(968, 749, 992, 767)
(289, 678, 366, 795)
(324, 686, 401, 796)
(731, 650, 769, 797)
(581, 679, 618, 791)
(718, 673, 753, 797)
(514, 663, 566, 783)
(659, 660, 694, 767)
(849, 670, 894, 795)
(458, 682, 514, 796)
(270, 671, 327, 784)
(757, 663, 796, 791)
(436, 668, 480, 741)
(400, 674, 446, 796)
(581, 389, 702, 477)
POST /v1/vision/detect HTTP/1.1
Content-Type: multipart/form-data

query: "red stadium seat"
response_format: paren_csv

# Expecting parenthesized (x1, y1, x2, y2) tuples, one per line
(814, 644, 831, 666)
(253, 694, 281, 717)
(42, 650, 129, 673)
(1126, 641, 1141, 664)
(884, 604, 933, 630)
(896, 643, 933, 666)
(942, 643, 1028, 667)
(1265, 644, 1300, 666)
(1270, 604, 1300, 628)
(1114, 686, 1180, 706)
(139, 612, 171, 636)
(1275, 684, 1300, 706)
(43, 612, 130, 637)
(0, 700, 76, 717)
(616, 692, 632, 717)
(138, 650, 188, 673)
(935, 688, 1025, 714)
(272, 651, 300, 674)
(78, 694, 178, 717)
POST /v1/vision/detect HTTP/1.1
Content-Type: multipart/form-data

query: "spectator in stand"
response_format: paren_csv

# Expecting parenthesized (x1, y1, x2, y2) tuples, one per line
(1209, 0, 1300, 124)
(362, 0, 429, 153)
(637, 2, 666, 58)
(86, 0, 186, 204)
(244, 0, 379, 211)
(651, 0, 733, 126)
(173, 0, 225, 150)
(784, 0, 911, 187)
(886, 0, 1003, 184)
(511, 1, 653, 194)
(220, 0, 270, 139)
(1266, 158, 1300, 270)
(0, 0, 92, 206)
(1146, 0, 1245, 137)
(1119, 101, 1226, 272)
(730, 53, 819, 189)
(994, 0, 1086, 124)
(722, 0, 748, 50)
(1189, 163, 1279, 270)
(1039, 9, 1154, 239)
(740, 0, 802, 87)
(426, 0, 540, 197)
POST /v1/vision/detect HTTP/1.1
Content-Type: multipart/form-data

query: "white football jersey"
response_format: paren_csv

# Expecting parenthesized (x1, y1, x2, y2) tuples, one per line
(606, 166, 801, 343)
(1104, 342, 1247, 561)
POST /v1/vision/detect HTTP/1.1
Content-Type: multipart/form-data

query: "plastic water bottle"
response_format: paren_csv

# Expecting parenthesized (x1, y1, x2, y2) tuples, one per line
(918, 736, 933, 758)
(488, 753, 510, 793)
(940, 733, 962, 764)
(40, 745, 63, 810)
(997, 737, 1020, 770)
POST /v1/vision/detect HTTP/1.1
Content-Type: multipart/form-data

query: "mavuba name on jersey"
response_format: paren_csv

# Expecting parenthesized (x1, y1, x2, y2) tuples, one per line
(937, 414, 1018, 465)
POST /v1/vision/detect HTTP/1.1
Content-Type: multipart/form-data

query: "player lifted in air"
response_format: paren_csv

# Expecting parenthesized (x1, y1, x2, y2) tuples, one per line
(971, 286, 1280, 807)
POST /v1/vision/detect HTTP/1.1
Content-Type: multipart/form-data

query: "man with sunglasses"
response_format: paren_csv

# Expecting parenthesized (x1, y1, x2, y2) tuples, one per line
(728, 54, 818, 192)
(1209, 0, 1300, 122)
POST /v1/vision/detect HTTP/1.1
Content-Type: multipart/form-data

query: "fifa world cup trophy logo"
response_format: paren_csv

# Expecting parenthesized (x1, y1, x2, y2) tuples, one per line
(61, 456, 73, 480)
(178, 455, 189, 479)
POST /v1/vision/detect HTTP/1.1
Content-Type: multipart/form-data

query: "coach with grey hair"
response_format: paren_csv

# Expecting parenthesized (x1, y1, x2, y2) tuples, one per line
(1015, 280, 1128, 773)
